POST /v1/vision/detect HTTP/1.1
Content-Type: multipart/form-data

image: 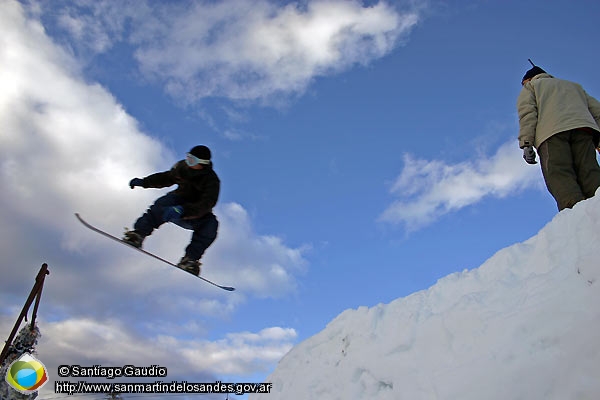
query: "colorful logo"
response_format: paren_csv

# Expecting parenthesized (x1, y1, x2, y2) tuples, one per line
(5, 353, 48, 394)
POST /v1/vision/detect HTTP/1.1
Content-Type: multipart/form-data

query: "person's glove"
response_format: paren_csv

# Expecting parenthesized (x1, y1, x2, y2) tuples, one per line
(129, 178, 144, 189)
(163, 205, 184, 222)
(522, 146, 537, 164)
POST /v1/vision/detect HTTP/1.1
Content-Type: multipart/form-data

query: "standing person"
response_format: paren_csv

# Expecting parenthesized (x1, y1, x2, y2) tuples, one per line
(123, 145, 220, 276)
(517, 60, 600, 210)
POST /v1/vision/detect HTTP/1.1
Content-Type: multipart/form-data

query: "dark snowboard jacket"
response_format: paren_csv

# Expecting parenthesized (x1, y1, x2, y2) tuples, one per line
(140, 160, 220, 219)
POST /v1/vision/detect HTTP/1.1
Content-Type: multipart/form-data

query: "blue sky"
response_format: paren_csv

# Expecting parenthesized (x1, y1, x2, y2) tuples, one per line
(1, 0, 599, 398)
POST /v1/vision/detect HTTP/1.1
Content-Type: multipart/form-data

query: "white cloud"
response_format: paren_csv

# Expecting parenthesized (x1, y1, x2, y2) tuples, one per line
(1, 1, 167, 233)
(209, 203, 309, 297)
(182, 327, 297, 375)
(24, 316, 296, 393)
(379, 142, 542, 231)
(31, 0, 421, 103)
(138, 0, 418, 102)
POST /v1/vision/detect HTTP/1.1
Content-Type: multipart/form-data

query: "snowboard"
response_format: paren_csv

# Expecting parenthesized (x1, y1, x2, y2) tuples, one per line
(74, 213, 235, 291)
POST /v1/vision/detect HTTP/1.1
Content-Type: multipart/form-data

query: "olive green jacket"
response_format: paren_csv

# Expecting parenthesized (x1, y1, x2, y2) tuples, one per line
(517, 73, 600, 148)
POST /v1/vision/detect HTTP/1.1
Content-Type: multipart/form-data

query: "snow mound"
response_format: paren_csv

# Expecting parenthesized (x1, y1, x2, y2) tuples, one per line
(252, 193, 600, 400)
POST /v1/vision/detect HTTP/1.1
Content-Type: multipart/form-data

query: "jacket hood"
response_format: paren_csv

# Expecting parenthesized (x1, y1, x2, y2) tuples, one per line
(530, 73, 554, 81)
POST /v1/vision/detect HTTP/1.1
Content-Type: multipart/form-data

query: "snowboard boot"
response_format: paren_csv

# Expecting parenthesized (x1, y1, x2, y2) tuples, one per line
(122, 229, 145, 249)
(177, 256, 201, 276)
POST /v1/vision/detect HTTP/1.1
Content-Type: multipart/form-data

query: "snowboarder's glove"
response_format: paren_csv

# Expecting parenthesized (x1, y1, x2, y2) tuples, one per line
(163, 205, 184, 222)
(522, 146, 537, 164)
(129, 178, 144, 189)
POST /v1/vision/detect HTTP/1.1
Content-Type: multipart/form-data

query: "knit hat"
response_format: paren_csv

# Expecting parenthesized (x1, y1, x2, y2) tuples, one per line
(189, 145, 211, 161)
(185, 145, 212, 167)
(522, 66, 546, 84)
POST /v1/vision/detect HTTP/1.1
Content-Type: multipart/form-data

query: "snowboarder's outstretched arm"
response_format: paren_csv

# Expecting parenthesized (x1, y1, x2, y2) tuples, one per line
(129, 165, 178, 189)
(128, 160, 220, 219)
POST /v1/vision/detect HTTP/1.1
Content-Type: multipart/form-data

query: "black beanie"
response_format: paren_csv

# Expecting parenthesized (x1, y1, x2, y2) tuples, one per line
(522, 66, 546, 84)
(189, 145, 211, 161)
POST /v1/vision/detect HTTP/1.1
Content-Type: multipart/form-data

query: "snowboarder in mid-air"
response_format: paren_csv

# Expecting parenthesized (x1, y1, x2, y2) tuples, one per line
(123, 145, 219, 276)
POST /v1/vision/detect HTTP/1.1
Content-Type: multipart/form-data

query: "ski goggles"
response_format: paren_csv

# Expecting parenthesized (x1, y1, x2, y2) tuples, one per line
(185, 153, 210, 167)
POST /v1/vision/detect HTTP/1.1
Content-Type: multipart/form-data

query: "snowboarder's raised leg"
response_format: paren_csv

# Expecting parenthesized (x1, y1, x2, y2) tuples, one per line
(135, 192, 184, 235)
(123, 192, 184, 247)
(176, 213, 218, 276)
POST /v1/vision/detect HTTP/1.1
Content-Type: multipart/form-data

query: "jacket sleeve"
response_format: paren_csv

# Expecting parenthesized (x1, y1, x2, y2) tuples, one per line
(585, 91, 600, 130)
(140, 164, 178, 188)
(517, 85, 538, 148)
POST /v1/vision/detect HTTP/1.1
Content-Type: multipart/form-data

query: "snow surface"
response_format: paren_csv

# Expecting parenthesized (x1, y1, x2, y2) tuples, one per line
(251, 191, 600, 400)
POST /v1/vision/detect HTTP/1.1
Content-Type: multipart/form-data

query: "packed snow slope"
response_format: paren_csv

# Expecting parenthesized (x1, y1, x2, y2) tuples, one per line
(252, 192, 600, 400)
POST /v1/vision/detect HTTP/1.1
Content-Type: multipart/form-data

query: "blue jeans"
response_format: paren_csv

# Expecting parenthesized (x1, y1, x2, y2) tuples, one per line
(134, 192, 218, 260)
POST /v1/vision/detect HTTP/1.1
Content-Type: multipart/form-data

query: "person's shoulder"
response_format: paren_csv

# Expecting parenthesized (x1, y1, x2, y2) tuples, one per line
(171, 160, 187, 170)
(207, 167, 220, 182)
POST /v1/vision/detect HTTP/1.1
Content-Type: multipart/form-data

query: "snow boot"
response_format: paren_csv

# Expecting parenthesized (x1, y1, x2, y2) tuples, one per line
(122, 229, 145, 248)
(177, 256, 201, 276)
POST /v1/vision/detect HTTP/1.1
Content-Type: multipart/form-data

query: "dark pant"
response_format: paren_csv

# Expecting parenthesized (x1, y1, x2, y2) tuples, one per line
(537, 129, 600, 210)
(134, 192, 218, 260)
